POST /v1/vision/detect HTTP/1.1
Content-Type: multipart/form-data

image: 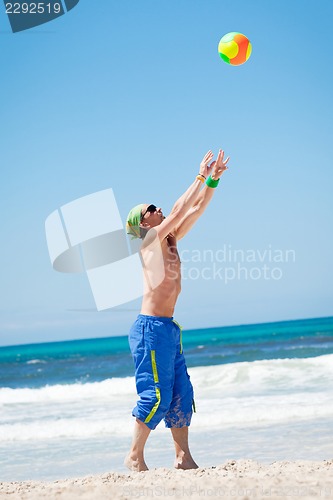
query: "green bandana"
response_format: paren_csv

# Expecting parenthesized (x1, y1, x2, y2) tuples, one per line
(126, 204, 145, 239)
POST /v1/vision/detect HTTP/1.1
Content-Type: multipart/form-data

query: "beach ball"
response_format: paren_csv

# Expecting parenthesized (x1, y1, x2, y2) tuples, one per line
(218, 32, 252, 66)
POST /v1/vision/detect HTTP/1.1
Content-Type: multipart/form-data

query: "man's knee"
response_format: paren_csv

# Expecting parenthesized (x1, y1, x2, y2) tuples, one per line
(164, 388, 194, 428)
(139, 387, 173, 429)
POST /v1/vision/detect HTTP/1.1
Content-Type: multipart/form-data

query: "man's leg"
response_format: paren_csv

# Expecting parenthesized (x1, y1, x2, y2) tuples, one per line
(126, 317, 152, 472)
(164, 322, 198, 469)
(170, 426, 198, 469)
(126, 316, 175, 471)
(124, 418, 151, 472)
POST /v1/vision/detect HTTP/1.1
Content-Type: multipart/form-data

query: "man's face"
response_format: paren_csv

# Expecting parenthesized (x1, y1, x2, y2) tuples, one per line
(140, 204, 165, 229)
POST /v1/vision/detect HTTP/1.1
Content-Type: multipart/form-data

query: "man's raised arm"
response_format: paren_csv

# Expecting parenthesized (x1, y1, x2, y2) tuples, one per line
(153, 151, 214, 241)
(169, 151, 214, 214)
(174, 149, 230, 241)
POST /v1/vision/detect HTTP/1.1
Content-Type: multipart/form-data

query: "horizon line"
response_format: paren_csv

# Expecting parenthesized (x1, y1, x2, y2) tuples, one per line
(0, 314, 332, 350)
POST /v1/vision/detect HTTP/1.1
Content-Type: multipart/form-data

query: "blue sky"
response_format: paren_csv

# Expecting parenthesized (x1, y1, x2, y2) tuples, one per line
(1, 0, 332, 346)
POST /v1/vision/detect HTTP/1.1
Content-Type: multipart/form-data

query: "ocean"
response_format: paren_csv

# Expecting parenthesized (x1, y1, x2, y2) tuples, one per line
(0, 316, 333, 481)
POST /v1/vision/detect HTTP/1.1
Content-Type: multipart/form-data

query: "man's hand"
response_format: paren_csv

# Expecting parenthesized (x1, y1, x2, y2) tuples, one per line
(199, 150, 214, 178)
(211, 149, 230, 180)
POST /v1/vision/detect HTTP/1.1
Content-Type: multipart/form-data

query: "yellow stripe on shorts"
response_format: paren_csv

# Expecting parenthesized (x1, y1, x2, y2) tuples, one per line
(172, 320, 183, 353)
(144, 350, 161, 424)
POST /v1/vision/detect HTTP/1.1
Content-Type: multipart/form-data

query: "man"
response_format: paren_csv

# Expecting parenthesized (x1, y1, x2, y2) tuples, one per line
(125, 149, 230, 472)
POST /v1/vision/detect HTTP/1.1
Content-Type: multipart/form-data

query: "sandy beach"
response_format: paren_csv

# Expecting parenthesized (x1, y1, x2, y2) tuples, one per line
(1, 459, 332, 499)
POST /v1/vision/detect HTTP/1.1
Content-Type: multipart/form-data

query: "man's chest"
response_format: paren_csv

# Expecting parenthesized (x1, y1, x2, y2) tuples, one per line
(163, 234, 180, 265)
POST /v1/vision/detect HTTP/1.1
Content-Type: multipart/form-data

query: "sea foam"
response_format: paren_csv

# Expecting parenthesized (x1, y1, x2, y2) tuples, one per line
(0, 354, 332, 441)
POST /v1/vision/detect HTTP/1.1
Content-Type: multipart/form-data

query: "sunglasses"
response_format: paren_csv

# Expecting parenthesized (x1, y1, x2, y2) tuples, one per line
(141, 204, 157, 221)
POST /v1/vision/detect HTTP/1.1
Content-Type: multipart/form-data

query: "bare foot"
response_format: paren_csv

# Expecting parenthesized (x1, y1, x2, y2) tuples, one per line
(174, 456, 199, 470)
(124, 454, 149, 472)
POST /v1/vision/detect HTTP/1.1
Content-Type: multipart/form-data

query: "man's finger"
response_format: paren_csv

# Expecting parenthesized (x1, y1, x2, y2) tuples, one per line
(216, 150, 222, 165)
(203, 152, 213, 163)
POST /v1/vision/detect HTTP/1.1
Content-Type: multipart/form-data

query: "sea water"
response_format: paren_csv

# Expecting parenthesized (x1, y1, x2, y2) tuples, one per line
(0, 316, 333, 481)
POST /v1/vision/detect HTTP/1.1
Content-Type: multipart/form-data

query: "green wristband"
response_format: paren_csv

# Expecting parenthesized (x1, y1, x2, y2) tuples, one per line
(206, 175, 220, 188)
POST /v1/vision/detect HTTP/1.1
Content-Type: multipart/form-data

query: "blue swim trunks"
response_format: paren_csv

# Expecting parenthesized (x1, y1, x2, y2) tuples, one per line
(129, 314, 195, 430)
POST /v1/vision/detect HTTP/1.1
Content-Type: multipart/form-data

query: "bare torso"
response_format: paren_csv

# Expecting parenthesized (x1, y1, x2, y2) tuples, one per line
(140, 232, 181, 317)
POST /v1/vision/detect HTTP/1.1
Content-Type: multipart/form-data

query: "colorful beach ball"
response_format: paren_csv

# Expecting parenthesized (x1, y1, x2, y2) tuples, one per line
(218, 32, 252, 66)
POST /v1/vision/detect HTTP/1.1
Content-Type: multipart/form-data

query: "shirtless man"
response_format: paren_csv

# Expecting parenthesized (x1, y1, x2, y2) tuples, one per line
(125, 149, 230, 472)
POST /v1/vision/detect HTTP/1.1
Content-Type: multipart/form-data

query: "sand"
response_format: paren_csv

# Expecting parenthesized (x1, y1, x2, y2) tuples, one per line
(1, 459, 333, 499)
